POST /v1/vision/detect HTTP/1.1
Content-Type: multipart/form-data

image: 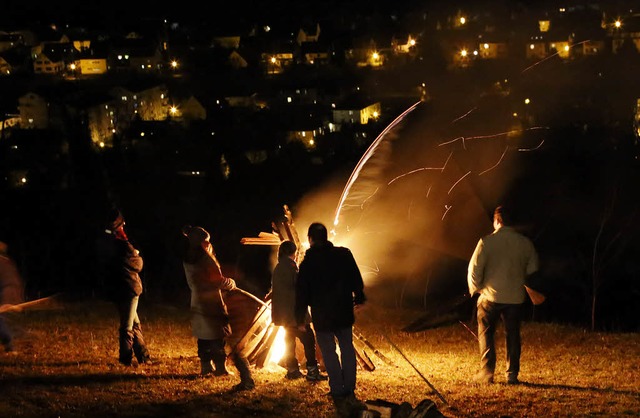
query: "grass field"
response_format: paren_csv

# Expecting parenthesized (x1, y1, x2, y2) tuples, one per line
(1, 297, 639, 418)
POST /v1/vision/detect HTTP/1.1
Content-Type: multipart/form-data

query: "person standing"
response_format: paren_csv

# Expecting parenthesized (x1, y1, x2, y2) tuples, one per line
(104, 209, 151, 366)
(295, 223, 367, 417)
(467, 205, 539, 385)
(181, 225, 255, 391)
(0, 241, 24, 353)
(271, 240, 327, 381)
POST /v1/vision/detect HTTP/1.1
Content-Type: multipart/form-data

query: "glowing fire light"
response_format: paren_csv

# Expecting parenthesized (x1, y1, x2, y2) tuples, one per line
(265, 326, 286, 365)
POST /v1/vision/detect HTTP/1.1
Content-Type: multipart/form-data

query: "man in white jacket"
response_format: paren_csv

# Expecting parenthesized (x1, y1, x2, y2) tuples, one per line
(468, 205, 539, 385)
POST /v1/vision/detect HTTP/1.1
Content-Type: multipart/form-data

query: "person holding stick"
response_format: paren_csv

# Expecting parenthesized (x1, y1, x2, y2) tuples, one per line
(181, 225, 255, 391)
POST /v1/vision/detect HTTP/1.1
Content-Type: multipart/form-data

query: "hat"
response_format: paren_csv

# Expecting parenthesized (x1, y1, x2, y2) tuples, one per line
(182, 225, 210, 248)
(106, 208, 125, 234)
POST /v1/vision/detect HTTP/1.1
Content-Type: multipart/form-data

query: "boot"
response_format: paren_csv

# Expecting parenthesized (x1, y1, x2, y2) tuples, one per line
(284, 354, 303, 379)
(200, 359, 215, 375)
(331, 395, 351, 418)
(118, 329, 134, 366)
(306, 365, 328, 381)
(212, 351, 233, 376)
(231, 351, 255, 390)
(332, 393, 367, 418)
(285, 369, 304, 379)
(132, 323, 151, 364)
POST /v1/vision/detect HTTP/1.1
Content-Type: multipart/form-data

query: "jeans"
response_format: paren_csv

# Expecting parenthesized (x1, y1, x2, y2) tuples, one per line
(116, 295, 141, 332)
(477, 298, 522, 380)
(316, 327, 357, 397)
(283, 324, 319, 371)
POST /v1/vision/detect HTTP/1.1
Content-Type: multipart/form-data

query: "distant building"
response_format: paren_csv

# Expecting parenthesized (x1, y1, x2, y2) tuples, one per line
(109, 82, 170, 122)
(18, 92, 50, 128)
(32, 51, 65, 74)
(332, 98, 381, 126)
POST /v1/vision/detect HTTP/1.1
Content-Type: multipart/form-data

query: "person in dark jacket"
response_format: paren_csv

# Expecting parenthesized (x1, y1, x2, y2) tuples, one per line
(104, 209, 151, 366)
(271, 240, 327, 381)
(182, 225, 255, 391)
(295, 223, 367, 417)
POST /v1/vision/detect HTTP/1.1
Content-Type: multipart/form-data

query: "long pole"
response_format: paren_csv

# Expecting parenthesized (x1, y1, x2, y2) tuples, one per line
(381, 333, 448, 404)
(233, 288, 269, 308)
(458, 320, 478, 341)
(0, 294, 63, 314)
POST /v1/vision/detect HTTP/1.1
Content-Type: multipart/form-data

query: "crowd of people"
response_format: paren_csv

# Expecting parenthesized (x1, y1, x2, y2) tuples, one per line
(0, 204, 541, 418)
(100, 212, 371, 416)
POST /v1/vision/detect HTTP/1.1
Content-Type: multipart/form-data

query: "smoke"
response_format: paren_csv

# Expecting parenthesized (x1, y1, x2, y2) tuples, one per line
(293, 77, 551, 308)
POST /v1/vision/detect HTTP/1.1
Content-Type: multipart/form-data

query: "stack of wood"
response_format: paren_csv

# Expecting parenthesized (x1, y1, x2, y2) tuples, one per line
(237, 204, 394, 372)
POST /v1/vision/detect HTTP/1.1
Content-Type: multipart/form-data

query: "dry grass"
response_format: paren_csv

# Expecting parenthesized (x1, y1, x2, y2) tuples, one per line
(1, 299, 639, 418)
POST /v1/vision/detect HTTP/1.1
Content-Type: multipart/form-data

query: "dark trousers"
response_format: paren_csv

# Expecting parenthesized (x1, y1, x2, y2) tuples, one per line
(197, 338, 227, 365)
(316, 327, 356, 397)
(283, 324, 319, 371)
(0, 315, 12, 349)
(197, 338, 253, 383)
(477, 299, 522, 380)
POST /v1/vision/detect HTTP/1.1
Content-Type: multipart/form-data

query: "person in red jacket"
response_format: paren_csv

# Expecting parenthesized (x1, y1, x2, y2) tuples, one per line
(182, 225, 255, 391)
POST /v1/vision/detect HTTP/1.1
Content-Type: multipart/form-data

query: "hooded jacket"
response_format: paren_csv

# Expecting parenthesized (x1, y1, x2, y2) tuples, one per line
(183, 237, 236, 340)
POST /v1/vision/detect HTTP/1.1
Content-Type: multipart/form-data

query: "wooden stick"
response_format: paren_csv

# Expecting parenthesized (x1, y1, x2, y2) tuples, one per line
(381, 333, 448, 404)
(0, 294, 63, 314)
(353, 326, 396, 366)
(233, 288, 269, 308)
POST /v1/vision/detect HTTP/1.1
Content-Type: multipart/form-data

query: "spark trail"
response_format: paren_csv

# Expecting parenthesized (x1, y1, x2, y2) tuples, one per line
(332, 100, 422, 229)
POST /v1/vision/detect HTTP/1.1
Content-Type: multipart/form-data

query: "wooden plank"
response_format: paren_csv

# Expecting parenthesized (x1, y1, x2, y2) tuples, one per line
(253, 323, 278, 368)
(354, 344, 375, 371)
(353, 327, 395, 366)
